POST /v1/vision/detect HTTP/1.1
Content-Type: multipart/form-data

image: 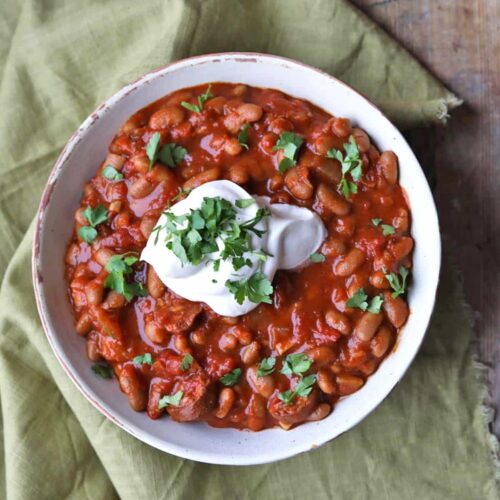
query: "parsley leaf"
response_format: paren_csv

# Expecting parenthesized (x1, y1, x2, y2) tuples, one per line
(310, 252, 326, 263)
(133, 353, 153, 366)
(237, 123, 250, 150)
(104, 253, 147, 301)
(225, 272, 273, 305)
(278, 374, 317, 404)
(272, 131, 304, 172)
(257, 357, 276, 377)
(381, 224, 396, 236)
(327, 135, 362, 198)
(158, 391, 184, 409)
(371, 218, 382, 226)
(78, 226, 97, 244)
(180, 353, 193, 371)
(281, 353, 313, 376)
(385, 266, 409, 298)
(235, 198, 255, 209)
(146, 132, 161, 171)
(102, 165, 123, 181)
(181, 85, 213, 113)
(91, 363, 114, 379)
(347, 288, 384, 313)
(78, 205, 108, 243)
(220, 368, 242, 386)
(277, 390, 295, 404)
(158, 143, 187, 169)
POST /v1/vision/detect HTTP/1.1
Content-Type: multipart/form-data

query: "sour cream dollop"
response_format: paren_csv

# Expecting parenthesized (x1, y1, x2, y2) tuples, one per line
(141, 180, 326, 316)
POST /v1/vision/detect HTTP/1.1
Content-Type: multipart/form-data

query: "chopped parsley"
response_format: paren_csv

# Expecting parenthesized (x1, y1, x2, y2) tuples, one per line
(235, 198, 255, 209)
(346, 288, 384, 313)
(381, 224, 396, 236)
(257, 357, 276, 377)
(133, 353, 153, 366)
(102, 165, 123, 181)
(158, 391, 184, 409)
(326, 135, 362, 198)
(237, 123, 250, 150)
(310, 252, 326, 263)
(278, 374, 317, 404)
(104, 253, 147, 302)
(78, 205, 108, 243)
(272, 131, 304, 173)
(220, 368, 242, 387)
(91, 363, 114, 379)
(181, 85, 213, 113)
(158, 143, 187, 169)
(371, 218, 382, 226)
(385, 266, 409, 298)
(280, 353, 313, 377)
(146, 132, 161, 171)
(180, 353, 193, 371)
(225, 272, 273, 305)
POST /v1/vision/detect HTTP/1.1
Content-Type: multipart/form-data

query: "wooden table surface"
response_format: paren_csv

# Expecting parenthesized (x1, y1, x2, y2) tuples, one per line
(351, 0, 500, 436)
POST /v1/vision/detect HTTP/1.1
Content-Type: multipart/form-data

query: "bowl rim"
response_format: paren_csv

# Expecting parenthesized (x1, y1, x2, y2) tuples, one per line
(32, 51, 441, 465)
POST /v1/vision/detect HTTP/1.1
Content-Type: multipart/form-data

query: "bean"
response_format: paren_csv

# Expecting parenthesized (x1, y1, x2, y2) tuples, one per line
(223, 112, 242, 134)
(268, 174, 284, 191)
(392, 208, 409, 233)
(315, 160, 341, 185)
(221, 316, 239, 325)
(359, 359, 377, 376)
(104, 153, 125, 171)
(75, 208, 88, 226)
(92, 306, 123, 341)
(113, 211, 131, 229)
(241, 341, 260, 365)
(231, 325, 253, 346)
(149, 164, 176, 184)
(166, 91, 192, 106)
(321, 237, 346, 257)
(119, 366, 147, 411)
(215, 388, 235, 419)
(131, 154, 150, 174)
(268, 117, 294, 135)
(347, 273, 369, 298)
(102, 291, 126, 310)
(224, 138, 243, 156)
(279, 421, 293, 430)
(205, 96, 226, 114)
(85, 280, 104, 305)
(371, 325, 392, 358)
(285, 166, 314, 200)
(305, 346, 335, 366)
(389, 236, 414, 260)
(149, 106, 185, 130)
(367, 145, 381, 164)
(140, 212, 159, 239)
(354, 312, 384, 342)
(76, 311, 93, 336)
(108, 200, 122, 214)
(65, 243, 80, 266)
(227, 164, 250, 185)
(190, 328, 206, 346)
(183, 167, 220, 191)
(337, 373, 364, 395)
(232, 84, 247, 97)
(369, 270, 389, 289)
(325, 309, 351, 335)
(144, 321, 167, 344)
(314, 135, 335, 155)
(377, 151, 398, 185)
(317, 368, 336, 394)
(334, 248, 366, 277)
(86, 334, 101, 361)
(332, 117, 352, 138)
(129, 177, 155, 199)
(247, 395, 267, 431)
(246, 366, 275, 399)
(219, 333, 238, 352)
(237, 103, 263, 122)
(147, 266, 165, 299)
(174, 334, 190, 352)
(316, 183, 351, 215)
(307, 403, 332, 422)
(352, 128, 370, 153)
(383, 292, 409, 328)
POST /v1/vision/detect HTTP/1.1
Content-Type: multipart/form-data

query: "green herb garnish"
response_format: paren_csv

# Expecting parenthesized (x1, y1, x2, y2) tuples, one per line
(281, 353, 313, 377)
(78, 205, 108, 243)
(235, 198, 255, 209)
(237, 123, 250, 150)
(104, 253, 147, 302)
(158, 143, 187, 169)
(102, 165, 123, 181)
(278, 374, 317, 404)
(133, 353, 153, 366)
(180, 353, 193, 371)
(385, 267, 409, 298)
(327, 135, 362, 198)
(371, 218, 382, 226)
(91, 363, 114, 379)
(146, 132, 161, 171)
(225, 272, 273, 305)
(346, 288, 384, 313)
(310, 252, 326, 263)
(257, 357, 276, 377)
(381, 224, 396, 236)
(181, 85, 213, 113)
(220, 368, 242, 387)
(273, 131, 304, 172)
(158, 391, 184, 409)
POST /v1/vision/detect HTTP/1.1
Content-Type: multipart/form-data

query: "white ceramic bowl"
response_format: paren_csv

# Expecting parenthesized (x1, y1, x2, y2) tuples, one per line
(33, 53, 441, 465)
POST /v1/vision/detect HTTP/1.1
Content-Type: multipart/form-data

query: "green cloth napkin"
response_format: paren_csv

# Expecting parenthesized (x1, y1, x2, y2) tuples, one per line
(0, 1, 497, 499)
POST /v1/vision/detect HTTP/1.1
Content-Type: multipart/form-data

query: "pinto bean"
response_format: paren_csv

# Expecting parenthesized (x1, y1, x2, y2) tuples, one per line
(191, 328, 207, 346)
(316, 183, 351, 215)
(241, 341, 260, 365)
(232, 84, 247, 97)
(370, 270, 389, 289)
(334, 248, 366, 277)
(149, 106, 185, 130)
(174, 334, 190, 353)
(230, 325, 253, 346)
(325, 309, 351, 335)
(223, 112, 242, 134)
(237, 103, 263, 122)
(371, 325, 393, 358)
(337, 373, 364, 395)
(246, 366, 275, 399)
(140, 212, 159, 239)
(321, 237, 346, 257)
(307, 403, 331, 422)
(352, 128, 370, 153)
(65, 243, 80, 266)
(332, 117, 352, 138)
(314, 135, 335, 155)
(317, 368, 336, 394)
(76, 311, 93, 336)
(75, 208, 88, 226)
(389, 236, 414, 260)
(224, 138, 243, 156)
(147, 266, 165, 299)
(104, 153, 125, 171)
(119, 366, 147, 411)
(377, 151, 398, 185)
(102, 291, 127, 310)
(85, 280, 104, 305)
(383, 292, 409, 328)
(227, 164, 250, 185)
(129, 177, 155, 199)
(392, 208, 409, 233)
(131, 154, 150, 174)
(305, 346, 335, 366)
(285, 166, 313, 200)
(148, 164, 176, 184)
(315, 160, 341, 185)
(86, 334, 101, 361)
(215, 388, 235, 419)
(354, 312, 384, 342)
(219, 333, 238, 352)
(183, 167, 220, 191)
(144, 321, 167, 344)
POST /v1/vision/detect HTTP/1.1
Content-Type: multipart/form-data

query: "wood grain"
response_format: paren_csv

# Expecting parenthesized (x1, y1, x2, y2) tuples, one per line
(351, 0, 500, 435)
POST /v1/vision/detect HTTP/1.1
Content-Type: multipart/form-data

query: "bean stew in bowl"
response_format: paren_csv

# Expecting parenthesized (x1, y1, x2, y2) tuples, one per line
(34, 53, 440, 463)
